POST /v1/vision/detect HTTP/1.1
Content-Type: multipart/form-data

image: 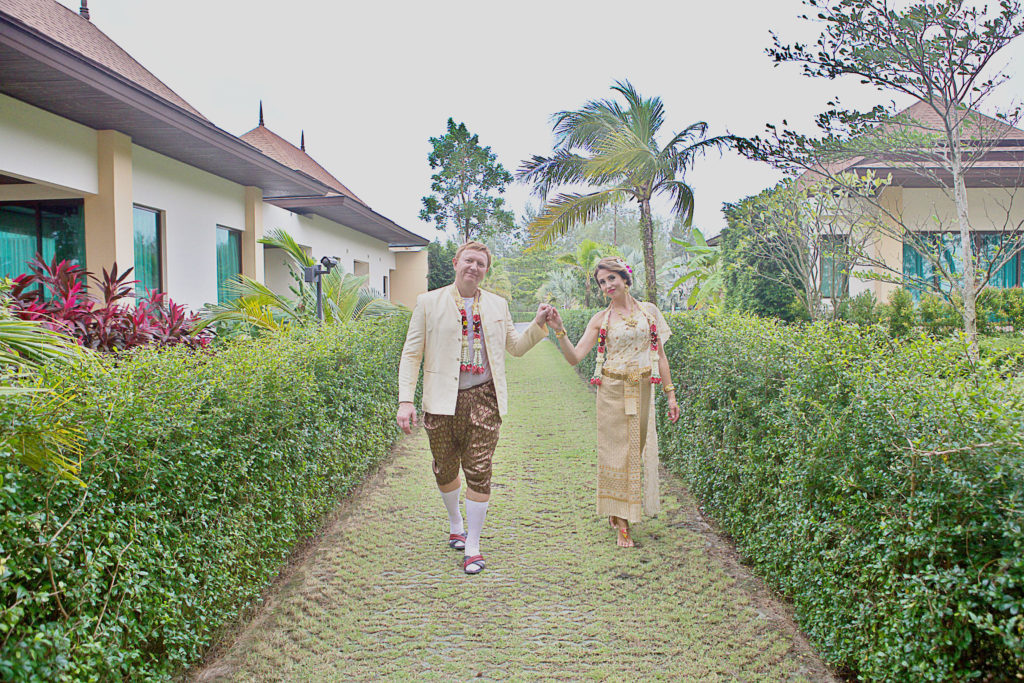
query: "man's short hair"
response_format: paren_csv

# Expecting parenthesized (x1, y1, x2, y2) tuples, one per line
(454, 241, 492, 268)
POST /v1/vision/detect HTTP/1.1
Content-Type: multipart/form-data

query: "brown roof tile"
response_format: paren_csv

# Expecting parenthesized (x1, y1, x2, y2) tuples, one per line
(0, 0, 206, 119)
(240, 125, 363, 202)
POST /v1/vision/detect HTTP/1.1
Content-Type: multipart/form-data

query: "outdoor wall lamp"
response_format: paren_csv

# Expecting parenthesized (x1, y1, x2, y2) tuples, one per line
(302, 256, 339, 322)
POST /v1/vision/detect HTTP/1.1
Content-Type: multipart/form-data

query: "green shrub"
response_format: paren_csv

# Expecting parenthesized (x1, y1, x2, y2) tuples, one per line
(880, 287, 917, 338)
(0, 317, 407, 681)
(918, 292, 962, 336)
(656, 311, 1023, 680)
(836, 291, 880, 326)
(985, 287, 1024, 333)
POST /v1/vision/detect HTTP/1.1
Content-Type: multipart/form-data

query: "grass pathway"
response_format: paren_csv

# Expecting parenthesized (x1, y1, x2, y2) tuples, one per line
(197, 341, 835, 681)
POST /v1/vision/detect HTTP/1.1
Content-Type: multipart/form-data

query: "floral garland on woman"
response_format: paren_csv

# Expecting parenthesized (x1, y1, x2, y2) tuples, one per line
(590, 259, 661, 386)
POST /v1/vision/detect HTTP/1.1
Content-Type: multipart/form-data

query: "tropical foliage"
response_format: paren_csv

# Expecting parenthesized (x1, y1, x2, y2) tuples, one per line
(0, 279, 85, 481)
(201, 228, 404, 333)
(555, 239, 615, 308)
(667, 228, 723, 309)
(518, 80, 738, 302)
(7, 257, 210, 352)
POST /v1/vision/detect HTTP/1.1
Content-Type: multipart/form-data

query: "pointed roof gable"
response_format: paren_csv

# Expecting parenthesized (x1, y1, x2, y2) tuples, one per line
(240, 124, 362, 202)
(0, 0, 206, 119)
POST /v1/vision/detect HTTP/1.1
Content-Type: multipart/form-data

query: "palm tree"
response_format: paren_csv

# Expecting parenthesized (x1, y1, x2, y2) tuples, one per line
(518, 80, 738, 302)
(200, 229, 404, 334)
(555, 239, 613, 308)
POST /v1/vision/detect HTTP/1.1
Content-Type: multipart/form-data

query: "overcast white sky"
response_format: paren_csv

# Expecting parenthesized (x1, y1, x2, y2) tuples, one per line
(58, 0, 1024, 242)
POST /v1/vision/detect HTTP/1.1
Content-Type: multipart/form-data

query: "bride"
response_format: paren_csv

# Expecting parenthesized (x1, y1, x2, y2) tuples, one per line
(546, 257, 679, 547)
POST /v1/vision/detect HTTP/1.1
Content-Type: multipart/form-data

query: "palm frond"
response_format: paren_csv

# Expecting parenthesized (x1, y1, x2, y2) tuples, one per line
(586, 126, 659, 181)
(516, 151, 589, 198)
(0, 317, 82, 372)
(259, 228, 315, 268)
(527, 189, 629, 246)
(613, 80, 665, 144)
(661, 180, 697, 226)
(661, 133, 741, 176)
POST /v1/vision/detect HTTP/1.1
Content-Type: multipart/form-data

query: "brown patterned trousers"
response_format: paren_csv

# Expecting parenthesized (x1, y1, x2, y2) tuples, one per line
(423, 381, 502, 494)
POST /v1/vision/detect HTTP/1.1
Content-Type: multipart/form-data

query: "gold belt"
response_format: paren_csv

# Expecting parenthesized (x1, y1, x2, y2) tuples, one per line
(601, 367, 651, 383)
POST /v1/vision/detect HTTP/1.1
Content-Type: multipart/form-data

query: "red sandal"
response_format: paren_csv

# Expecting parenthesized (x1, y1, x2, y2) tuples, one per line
(463, 554, 485, 575)
(448, 531, 466, 551)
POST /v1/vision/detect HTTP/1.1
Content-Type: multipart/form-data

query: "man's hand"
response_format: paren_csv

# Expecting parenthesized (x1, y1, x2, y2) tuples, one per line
(546, 307, 565, 333)
(533, 303, 552, 326)
(396, 402, 418, 434)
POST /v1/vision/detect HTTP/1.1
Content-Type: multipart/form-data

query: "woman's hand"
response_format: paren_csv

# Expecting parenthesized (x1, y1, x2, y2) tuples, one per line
(667, 395, 680, 423)
(547, 307, 565, 333)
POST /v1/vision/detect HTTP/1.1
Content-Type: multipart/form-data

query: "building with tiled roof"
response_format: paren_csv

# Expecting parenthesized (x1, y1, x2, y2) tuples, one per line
(791, 100, 1024, 305)
(0, 0, 428, 311)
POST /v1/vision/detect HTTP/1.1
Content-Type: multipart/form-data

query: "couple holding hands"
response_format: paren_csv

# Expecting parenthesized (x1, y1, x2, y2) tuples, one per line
(396, 241, 679, 575)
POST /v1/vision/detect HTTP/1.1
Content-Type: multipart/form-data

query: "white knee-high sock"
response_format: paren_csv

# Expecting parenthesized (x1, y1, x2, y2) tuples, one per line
(464, 499, 489, 557)
(440, 488, 463, 534)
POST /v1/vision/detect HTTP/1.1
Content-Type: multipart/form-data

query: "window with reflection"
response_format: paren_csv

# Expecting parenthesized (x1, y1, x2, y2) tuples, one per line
(133, 205, 162, 297)
(216, 226, 242, 304)
(0, 200, 85, 286)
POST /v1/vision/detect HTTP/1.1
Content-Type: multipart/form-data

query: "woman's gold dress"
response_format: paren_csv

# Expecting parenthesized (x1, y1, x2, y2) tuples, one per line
(595, 301, 671, 523)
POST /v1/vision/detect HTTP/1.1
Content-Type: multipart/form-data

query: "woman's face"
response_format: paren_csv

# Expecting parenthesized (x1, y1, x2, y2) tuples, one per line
(596, 268, 628, 299)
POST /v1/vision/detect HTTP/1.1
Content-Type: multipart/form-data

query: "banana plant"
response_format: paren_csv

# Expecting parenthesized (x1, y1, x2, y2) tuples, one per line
(667, 228, 724, 309)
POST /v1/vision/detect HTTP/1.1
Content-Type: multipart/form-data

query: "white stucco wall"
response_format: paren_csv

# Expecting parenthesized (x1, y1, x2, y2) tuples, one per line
(132, 145, 247, 311)
(0, 93, 97, 195)
(262, 204, 397, 297)
(899, 187, 1024, 233)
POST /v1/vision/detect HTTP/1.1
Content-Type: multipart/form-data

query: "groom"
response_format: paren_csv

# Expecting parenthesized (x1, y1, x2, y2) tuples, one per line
(397, 241, 550, 575)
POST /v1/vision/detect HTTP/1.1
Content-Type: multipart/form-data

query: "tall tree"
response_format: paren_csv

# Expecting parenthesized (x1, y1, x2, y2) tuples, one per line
(752, 0, 1024, 359)
(420, 118, 515, 243)
(518, 80, 739, 302)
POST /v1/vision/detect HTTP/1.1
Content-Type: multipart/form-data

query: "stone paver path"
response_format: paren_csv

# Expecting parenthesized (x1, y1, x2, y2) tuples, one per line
(196, 341, 836, 681)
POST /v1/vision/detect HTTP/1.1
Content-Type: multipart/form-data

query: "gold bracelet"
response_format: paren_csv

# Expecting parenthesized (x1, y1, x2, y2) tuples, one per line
(662, 383, 676, 394)
(554, 329, 566, 339)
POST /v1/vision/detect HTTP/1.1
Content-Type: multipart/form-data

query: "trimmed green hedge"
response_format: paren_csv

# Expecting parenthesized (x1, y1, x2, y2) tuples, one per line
(562, 308, 1023, 679)
(0, 317, 407, 681)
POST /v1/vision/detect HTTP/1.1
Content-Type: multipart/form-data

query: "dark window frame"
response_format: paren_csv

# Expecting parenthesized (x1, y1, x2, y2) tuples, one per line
(0, 199, 86, 295)
(132, 204, 164, 296)
(215, 225, 243, 304)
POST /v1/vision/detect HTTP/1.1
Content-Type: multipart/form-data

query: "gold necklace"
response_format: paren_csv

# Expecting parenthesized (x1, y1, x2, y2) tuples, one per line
(614, 303, 638, 328)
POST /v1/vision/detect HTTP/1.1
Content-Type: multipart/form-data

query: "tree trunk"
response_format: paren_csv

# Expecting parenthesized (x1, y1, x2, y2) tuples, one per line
(950, 129, 980, 362)
(639, 199, 657, 302)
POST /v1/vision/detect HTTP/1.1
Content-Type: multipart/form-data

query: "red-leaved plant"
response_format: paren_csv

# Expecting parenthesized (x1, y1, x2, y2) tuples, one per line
(9, 256, 212, 352)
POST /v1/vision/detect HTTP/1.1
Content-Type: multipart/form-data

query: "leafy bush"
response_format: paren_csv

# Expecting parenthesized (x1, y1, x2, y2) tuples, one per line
(9, 256, 209, 351)
(836, 290, 880, 326)
(985, 287, 1024, 333)
(0, 316, 407, 681)
(655, 311, 1023, 680)
(878, 287, 917, 338)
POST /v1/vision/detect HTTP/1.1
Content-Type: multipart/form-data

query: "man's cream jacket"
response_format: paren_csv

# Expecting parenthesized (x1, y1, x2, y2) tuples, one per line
(398, 284, 547, 416)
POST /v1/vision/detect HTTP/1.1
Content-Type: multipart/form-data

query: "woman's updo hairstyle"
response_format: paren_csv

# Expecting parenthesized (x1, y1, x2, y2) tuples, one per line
(593, 256, 633, 287)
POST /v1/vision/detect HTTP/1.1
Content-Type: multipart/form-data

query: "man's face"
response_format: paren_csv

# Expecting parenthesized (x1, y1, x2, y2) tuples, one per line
(453, 248, 489, 286)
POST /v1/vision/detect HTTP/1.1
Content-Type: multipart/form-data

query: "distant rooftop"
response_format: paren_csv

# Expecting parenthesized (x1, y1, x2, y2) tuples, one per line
(0, 0, 206, 119)
(241, 118, 363, 203)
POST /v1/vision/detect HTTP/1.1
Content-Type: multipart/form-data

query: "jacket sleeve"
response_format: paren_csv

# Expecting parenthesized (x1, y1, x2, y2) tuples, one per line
(398, 296, 426, 403)
(504, 301, 548, 357)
